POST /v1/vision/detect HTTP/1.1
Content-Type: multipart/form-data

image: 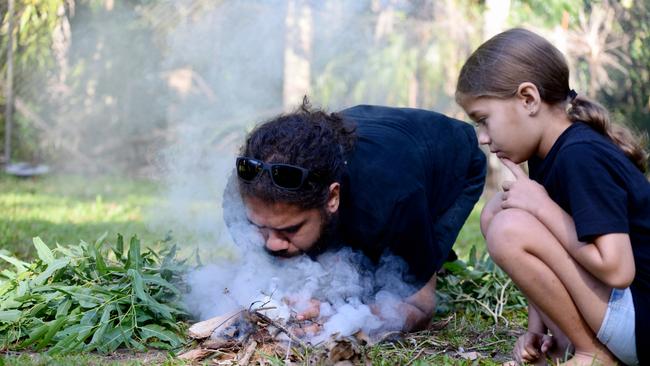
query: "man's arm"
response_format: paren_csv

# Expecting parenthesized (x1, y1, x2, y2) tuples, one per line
(431, 130, 487, 269)
(401, 273, 437, 331)
(396, 129, 485, 332)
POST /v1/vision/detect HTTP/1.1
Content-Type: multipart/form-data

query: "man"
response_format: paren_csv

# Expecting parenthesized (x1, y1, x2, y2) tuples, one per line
(235, 100, 486, 331)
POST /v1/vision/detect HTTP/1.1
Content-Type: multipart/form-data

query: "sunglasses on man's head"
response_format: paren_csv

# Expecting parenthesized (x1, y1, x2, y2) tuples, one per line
(236, 157, 316, 190)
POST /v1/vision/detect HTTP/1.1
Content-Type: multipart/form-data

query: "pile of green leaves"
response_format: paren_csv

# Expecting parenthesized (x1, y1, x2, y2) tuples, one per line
(437, 246, 527, 325)
(0, 235, 188, 354)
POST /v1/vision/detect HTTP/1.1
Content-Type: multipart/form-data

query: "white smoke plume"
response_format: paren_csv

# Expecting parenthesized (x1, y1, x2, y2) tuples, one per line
(181, 173, 419, 343)
(144, 0, 433, 344)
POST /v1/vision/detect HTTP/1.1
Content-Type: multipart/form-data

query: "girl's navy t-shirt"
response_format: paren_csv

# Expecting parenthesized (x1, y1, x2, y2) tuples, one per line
(528, 122, 650, 364)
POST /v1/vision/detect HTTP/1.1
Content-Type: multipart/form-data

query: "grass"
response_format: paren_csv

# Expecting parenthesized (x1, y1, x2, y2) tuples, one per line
(0, 173, 161, 259)
(0, 173, 527, 365)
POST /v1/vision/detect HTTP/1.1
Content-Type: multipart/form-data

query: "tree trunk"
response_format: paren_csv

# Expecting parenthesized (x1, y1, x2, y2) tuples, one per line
(282, 0, 312, 110)
(4, 0, 15, 165)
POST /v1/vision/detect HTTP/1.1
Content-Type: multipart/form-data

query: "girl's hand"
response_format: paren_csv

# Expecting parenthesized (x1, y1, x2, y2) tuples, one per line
(513, 331, 555, 364)
(500, 158, 550, 217)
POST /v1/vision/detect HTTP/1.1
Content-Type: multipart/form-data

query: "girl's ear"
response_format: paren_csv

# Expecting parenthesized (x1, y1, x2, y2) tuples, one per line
(516, 82, 541, 116)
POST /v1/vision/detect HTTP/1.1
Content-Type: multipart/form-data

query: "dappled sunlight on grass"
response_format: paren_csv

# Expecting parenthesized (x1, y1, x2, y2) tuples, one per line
(0, 174, 161, 259)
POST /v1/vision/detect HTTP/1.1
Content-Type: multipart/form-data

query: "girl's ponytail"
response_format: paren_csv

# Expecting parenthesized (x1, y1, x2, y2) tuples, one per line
(568, 96, 648, 173)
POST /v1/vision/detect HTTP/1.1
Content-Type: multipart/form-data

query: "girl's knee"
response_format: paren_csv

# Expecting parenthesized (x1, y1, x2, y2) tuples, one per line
(484, 208, 537, 259)
(480, 192, 504, 236)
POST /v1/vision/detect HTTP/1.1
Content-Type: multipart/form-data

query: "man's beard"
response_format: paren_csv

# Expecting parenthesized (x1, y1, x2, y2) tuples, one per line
(305, 210, 341, 259)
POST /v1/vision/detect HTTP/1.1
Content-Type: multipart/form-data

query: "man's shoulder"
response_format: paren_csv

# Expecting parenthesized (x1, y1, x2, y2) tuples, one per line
(340, 105, 467, 126)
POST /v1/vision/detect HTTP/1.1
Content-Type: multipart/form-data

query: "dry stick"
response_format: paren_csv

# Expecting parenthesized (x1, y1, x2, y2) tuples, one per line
(496, 278, 512, 326)
(251, 310, 308, 350)
(405, 347, 426, 366)
(471, 338, 508, 351)
(238, 339, 258, 366)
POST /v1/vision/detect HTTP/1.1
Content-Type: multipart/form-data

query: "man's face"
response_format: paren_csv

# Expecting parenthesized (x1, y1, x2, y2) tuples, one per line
(244, 191, 339, 258)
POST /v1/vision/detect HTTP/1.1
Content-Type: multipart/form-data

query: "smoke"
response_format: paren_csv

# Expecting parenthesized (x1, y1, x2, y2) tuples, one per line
(145, 0, 436, 343)
(181, 173, 418, 343)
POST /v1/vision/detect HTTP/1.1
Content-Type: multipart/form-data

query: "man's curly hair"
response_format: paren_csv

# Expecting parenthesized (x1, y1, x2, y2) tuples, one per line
(238, 97, 356, 209)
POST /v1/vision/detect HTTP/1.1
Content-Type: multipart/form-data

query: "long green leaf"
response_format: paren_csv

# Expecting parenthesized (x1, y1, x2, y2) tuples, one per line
(0, 254, 28, 273)
(127, 236, 141, 271)
(102, 326, 131, 353)
(0, 310, 21, 322)
(32, 258, 70, 286)
(128, 269, 173, 319)
(139, 324, 182, 348)
(115, 234, 124, 261)
(48, 332, 78, 355)
(141, 274, 181, 296)
(36, 317, 67, 350)
(21, 323, 49, 348)
(33, 237, 55, 264)
(90, 243, 107, 277)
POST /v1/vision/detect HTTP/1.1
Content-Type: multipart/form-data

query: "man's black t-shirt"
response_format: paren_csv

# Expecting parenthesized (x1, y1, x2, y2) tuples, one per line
(337, 105, 486, 284)
(528, 122, 650, 364)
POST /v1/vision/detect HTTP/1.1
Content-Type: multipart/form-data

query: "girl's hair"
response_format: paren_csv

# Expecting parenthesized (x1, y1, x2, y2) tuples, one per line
(456, 28, 648, 173)
(239, 97, 356, 209)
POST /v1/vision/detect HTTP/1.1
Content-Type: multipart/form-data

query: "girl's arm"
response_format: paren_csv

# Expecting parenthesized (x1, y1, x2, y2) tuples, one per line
(530, 195, 635, 288)
(500, 159, 636, 288)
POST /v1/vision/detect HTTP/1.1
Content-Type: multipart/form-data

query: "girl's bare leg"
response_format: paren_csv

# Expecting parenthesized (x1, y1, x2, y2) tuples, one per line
(530, 302, 574, 362)
(486, 208, 617, 365)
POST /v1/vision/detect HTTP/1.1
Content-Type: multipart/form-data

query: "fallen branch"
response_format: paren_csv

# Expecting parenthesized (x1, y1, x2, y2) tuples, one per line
(188, 310, 244, 339)
(176, 348, 212, 361)
(237, 339, 258, 366)
(249, 310, 308, 350)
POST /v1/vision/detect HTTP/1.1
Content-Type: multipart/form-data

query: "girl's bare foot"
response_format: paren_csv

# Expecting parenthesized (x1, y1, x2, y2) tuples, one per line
(559, 351, 618, 366)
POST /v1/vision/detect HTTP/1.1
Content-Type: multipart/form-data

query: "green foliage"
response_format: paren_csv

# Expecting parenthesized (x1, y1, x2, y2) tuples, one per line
(0, 0, 66, 75)
(0, 235, 188, 354)
(603, 0, 650, 132)
(437, 246, 526, 325)
(509, 0, 581, 28)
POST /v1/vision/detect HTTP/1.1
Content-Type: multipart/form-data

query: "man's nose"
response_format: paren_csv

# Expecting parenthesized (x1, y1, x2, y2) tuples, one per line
(265, 231, 289, 252)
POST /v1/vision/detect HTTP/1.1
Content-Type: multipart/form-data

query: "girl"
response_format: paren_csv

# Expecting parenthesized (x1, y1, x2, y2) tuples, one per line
(456, 28, 649, 366)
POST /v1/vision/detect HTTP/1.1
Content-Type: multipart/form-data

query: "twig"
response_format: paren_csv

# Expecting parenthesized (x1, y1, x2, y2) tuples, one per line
(405, 348, 426, 366)
(238, 339, 258, 366)
(471, 338, 508, 351)
(251, 310, 308, 350)
(496, 278, 512, 326)
(252, 306, 277, 312)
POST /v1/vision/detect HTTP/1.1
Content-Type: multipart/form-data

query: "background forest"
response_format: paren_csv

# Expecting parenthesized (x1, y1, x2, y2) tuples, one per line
(1, 0, 648, 183)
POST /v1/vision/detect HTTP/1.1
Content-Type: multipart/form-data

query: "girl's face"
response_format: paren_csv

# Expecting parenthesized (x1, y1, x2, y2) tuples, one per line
(461, 96, 541, 163)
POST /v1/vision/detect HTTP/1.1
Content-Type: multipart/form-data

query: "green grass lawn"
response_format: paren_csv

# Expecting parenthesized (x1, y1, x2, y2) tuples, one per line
(0, 173, 526, 365)
(0, 174, 161, 259)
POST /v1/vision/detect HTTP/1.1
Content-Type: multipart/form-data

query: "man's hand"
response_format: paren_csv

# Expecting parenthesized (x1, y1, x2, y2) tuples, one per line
(402, 274, 437, 332)
(512, 331, 555, 365)
(500, 158, 551, 218)
(285, 298, 323, 337)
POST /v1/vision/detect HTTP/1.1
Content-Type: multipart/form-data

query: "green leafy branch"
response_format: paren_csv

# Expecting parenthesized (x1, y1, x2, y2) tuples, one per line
(437, 246, 527, 325)
(0, 234, 188, 354)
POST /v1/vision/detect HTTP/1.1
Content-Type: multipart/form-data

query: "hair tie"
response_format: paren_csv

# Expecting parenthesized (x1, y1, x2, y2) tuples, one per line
(568, 89, 578, 102)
